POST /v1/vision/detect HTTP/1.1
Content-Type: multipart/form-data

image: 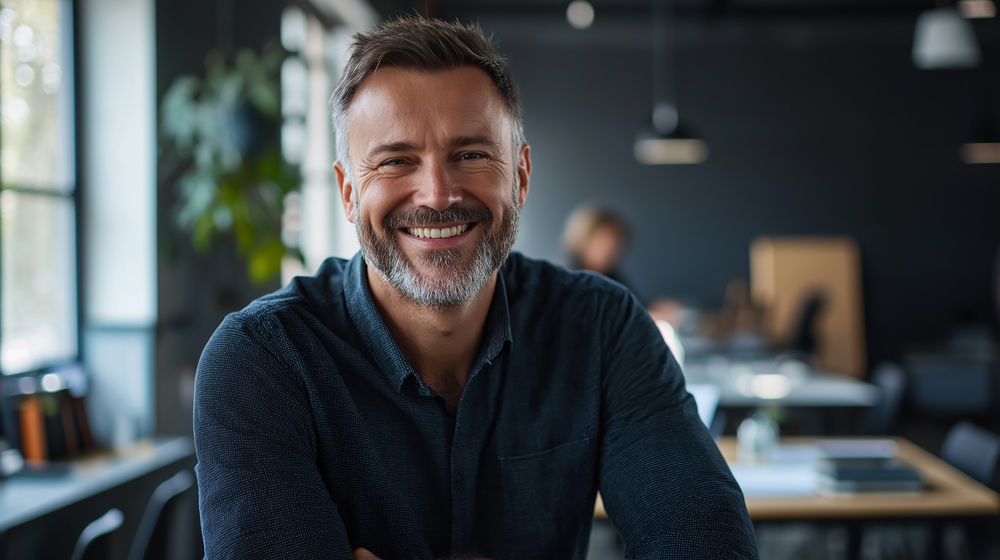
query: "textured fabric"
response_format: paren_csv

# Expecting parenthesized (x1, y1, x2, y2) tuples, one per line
(194, 252, 757, 560)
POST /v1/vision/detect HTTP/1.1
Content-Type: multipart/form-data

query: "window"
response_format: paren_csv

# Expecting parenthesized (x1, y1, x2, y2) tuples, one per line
(279, 6, 360, 285)
(0, 0, 76, 374)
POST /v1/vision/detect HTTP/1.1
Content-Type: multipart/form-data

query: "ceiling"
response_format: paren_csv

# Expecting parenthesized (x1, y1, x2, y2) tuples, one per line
(369, 0, 945, 20)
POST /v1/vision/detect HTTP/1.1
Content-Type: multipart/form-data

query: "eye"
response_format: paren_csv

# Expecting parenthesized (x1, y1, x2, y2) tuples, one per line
(459, 152, 487, 161)
(381, 158, 406, 166)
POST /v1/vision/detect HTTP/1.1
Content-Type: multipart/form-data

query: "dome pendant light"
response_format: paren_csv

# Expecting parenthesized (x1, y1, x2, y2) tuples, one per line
(912, 6, 981, 69)
(961, 115, 1000, 164)
(634, 0, 707, 165)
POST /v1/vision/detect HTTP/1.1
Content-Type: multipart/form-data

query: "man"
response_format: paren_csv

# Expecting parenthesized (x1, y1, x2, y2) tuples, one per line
(194, 17, 756, 560)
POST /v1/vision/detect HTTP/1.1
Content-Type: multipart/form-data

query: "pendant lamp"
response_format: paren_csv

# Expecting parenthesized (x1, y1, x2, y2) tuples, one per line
(961, 117, 1000, 164)
(913, 7, 981, 69)
(635, 0, 707, 165)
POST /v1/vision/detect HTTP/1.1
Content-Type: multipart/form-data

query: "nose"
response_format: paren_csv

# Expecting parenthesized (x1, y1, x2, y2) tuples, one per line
(411, 158, 461, 211)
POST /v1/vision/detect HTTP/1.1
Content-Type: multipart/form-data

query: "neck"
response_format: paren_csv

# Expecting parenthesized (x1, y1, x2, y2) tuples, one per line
(366, 264, 497, 409)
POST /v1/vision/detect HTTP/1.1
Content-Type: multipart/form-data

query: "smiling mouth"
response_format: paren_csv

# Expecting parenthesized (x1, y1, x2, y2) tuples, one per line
(403, 223, 472, 239)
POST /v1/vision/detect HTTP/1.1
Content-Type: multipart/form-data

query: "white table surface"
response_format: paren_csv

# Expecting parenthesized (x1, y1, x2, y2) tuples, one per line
(683, 358, 880, 408)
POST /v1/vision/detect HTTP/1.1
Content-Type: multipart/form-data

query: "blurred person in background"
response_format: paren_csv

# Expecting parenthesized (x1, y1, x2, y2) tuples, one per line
(564, 205, 689, 364)
(194, 17, 755, 560)
(563, 205, 634, 293)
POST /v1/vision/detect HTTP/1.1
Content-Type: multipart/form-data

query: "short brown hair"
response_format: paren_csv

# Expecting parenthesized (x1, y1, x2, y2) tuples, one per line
(330, 17, 525, 174)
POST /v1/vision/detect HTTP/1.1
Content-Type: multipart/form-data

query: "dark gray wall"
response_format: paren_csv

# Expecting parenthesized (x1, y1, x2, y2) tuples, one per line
(155, 0, 284, 436)
(467, 14, 1000, 368)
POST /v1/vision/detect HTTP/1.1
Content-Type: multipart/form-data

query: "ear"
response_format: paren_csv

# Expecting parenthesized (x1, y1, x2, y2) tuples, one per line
(334, 161, 356, 223)
(516, 144, 531, 208)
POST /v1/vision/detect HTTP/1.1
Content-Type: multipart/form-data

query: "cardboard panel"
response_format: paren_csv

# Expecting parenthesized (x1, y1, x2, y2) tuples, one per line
(751, 237, 866, 378)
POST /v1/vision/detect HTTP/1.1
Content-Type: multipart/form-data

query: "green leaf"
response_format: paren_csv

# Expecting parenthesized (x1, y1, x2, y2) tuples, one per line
(193, 213, 215, 251)
(248, 238, 285, 284)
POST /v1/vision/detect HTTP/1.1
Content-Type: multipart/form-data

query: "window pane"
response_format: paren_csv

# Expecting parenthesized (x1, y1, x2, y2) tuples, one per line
(0, 0, 73, 191)
(1, 190, 77, 373)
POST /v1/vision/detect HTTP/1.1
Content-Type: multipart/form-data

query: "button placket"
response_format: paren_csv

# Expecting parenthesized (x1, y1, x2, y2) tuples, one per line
(449, 363, 489, 553)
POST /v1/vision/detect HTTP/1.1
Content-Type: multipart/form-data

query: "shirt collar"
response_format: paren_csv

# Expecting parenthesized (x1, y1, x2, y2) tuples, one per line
(344, 252, 513, 394)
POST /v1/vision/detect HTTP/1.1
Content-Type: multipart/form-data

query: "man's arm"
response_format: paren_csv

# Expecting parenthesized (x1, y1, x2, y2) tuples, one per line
(598, 291, 758, 560)
(194, 317, 354, 559)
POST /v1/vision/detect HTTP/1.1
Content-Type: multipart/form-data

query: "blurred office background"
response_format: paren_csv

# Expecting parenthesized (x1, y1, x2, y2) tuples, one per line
(1, 0, 999, 558)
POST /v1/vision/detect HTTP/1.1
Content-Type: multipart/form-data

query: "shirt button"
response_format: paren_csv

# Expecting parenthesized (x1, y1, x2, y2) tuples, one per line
(455, 474, 465, 493)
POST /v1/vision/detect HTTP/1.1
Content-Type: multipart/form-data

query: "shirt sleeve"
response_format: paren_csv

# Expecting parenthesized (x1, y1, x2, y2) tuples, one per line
(597, 290, 758, 560)
(194, 315, 354, 560)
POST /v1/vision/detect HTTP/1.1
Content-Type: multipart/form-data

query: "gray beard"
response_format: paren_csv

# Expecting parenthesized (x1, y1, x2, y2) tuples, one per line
(355, 186, 519, 310)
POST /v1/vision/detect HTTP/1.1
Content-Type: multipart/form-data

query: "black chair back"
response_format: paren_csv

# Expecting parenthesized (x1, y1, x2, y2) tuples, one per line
(862, 363, 907, 435)
(128, 469, 195, 560)
(787, 291, 826, 357)
(941, 421, 1000, 489)
(70, 508, 124, 560)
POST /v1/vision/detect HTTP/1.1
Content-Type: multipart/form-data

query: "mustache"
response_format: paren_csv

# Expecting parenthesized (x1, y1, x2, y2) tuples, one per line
(383, 204, 494, 230)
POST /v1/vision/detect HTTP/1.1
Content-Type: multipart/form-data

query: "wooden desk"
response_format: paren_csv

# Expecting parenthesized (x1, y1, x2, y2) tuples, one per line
(595, 437, 1000, 521)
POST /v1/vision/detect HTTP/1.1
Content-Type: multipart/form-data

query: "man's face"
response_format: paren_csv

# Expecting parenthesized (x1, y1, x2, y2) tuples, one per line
(335, 66, 531, 308)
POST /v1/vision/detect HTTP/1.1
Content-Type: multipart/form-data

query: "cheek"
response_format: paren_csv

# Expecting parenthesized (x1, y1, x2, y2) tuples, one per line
(357, 180, 407, 227)
(466, 170, 517, 211)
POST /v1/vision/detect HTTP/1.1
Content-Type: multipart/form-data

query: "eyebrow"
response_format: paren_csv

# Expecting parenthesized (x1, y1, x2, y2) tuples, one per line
(449, 135, 502, 153)
(365, 142, 417, 160)
(364, 136, 503, 161)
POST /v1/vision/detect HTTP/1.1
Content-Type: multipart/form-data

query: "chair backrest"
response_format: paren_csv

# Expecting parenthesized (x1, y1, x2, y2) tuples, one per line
(71, 508, 124, 560)
(787, 291, 826, 356)
(941, 421, 1000, 489)
(906, 354, 993, 415)
(128, 469, 196, 560)
(862, 362, 907, 435)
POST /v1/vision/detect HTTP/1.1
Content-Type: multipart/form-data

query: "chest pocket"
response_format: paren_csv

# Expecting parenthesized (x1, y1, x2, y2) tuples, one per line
(498, 437, 596, 560)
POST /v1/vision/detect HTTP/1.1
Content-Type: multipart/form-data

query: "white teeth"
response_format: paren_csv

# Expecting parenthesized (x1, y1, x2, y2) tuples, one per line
(406, 223, 470, 238)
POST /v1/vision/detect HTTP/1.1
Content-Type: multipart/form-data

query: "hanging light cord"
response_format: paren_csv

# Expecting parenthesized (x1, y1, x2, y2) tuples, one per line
(651, 0, 677, 107)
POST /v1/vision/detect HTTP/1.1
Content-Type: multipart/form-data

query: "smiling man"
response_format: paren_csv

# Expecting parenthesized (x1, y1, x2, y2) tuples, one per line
(194, 17, 757, 560)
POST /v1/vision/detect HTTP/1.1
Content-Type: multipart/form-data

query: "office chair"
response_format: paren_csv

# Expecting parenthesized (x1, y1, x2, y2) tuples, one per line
(906, 354, 993, 417)
(861, 363, 907, 435)
(939, 423, 1000, 560)
(70, 508, 125, 560)
(127, 469, 196, 560)
(941, 421, 1000, 489)
(785, 291, 826, 360)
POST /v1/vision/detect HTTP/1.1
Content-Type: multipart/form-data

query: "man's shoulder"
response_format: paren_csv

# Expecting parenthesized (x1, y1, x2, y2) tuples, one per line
(503, 252, 631, 295)
(221, 256, 351, 337)
(502, 252, 634, 314)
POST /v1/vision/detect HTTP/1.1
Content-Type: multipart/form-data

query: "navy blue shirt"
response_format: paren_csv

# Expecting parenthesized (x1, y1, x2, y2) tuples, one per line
(194, 252, 756, 560)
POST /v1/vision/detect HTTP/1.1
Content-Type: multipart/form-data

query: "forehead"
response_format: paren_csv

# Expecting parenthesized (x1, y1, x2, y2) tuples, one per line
(345, 66, 511, 150)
